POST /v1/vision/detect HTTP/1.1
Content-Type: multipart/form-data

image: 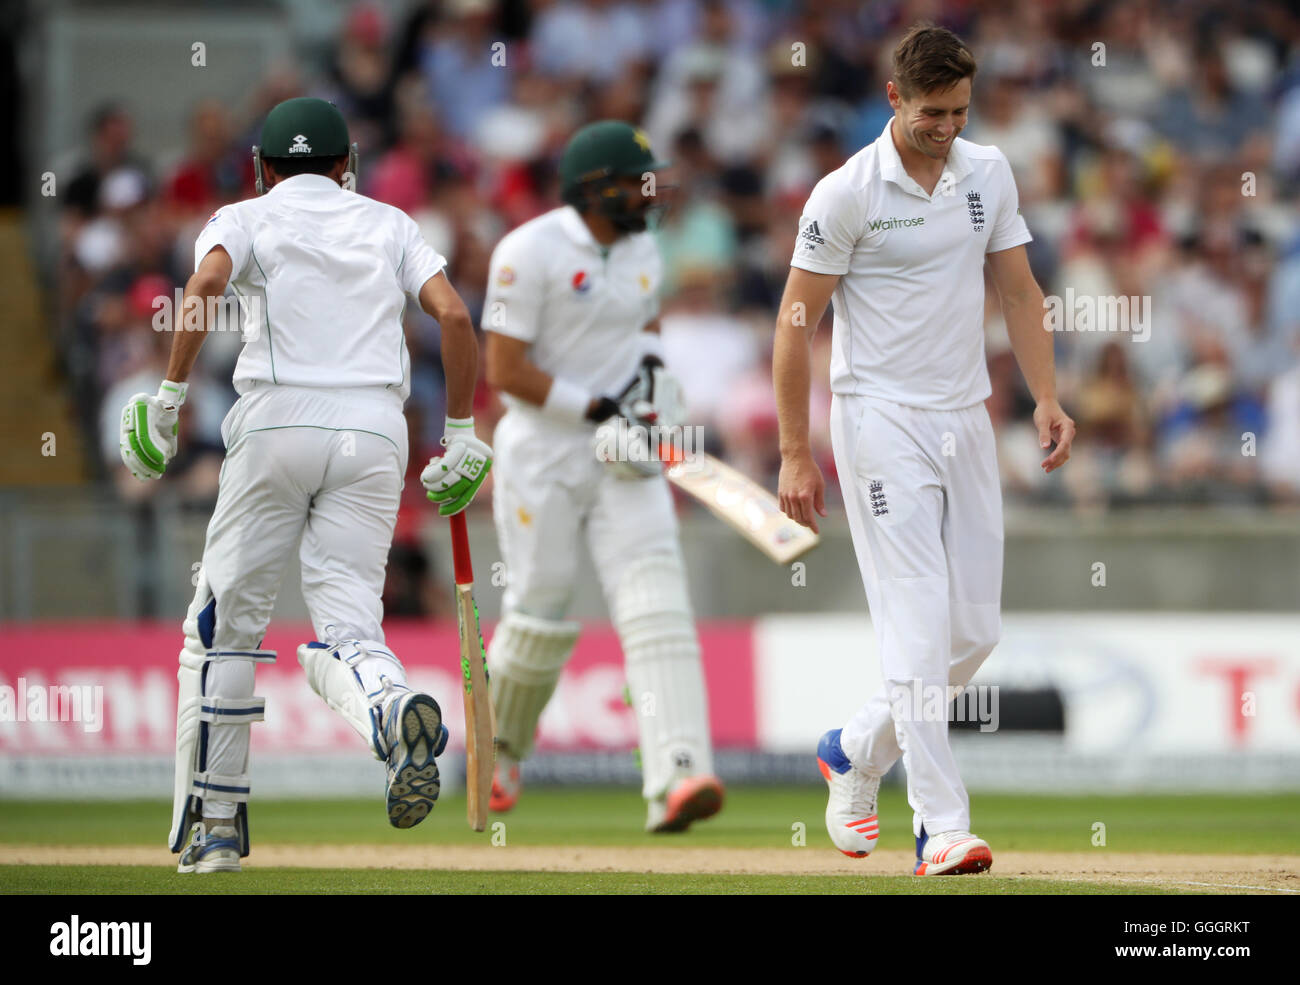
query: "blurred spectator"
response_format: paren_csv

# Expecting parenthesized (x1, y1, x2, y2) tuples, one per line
(63, 104, 151, 220)
(163, 101, 250, 217)
(48, 0, 1299, 517)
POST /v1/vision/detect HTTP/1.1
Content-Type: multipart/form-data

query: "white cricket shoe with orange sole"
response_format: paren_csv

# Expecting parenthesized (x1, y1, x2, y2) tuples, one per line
(646, 774, 725, 833)
(913, 819, 993, 875)
(490, 754, 521, 813)
(817, 729, 880, 857)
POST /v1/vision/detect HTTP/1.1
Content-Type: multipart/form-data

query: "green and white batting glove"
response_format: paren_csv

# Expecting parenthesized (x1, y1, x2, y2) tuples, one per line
(119, 380, 187, 481)
(422, 417, 493, 517)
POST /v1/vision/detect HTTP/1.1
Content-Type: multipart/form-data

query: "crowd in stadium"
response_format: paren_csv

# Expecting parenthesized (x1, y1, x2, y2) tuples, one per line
(56, 0, 1300, 525)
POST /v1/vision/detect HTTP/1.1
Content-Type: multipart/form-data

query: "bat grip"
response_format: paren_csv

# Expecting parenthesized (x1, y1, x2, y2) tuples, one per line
(449, 511, 474, 585)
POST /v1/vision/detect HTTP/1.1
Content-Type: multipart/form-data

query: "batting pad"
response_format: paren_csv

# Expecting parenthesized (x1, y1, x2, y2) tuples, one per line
(612, 552, 714, 800)
(168, 636, 275, 856)
(487, 612, 580, 759)
(297, 639, 411, 761)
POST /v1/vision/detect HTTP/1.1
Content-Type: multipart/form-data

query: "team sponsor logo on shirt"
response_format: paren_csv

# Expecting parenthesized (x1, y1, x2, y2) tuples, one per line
(497, 265, 515, 286)
(289, 134, 312, 154)
(571, 270, 591, 294)
(639, 273, 650, 292)
(798, 219, 825, 250)
(205, 210, 221, 225)
(867, 216, 925, 232)
(967, 191, 985, 232)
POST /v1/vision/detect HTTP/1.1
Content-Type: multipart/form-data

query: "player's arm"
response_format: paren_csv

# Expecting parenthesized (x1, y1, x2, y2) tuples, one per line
(417, 271, 493, 516)
(987, 244, 1075, 473)
(119, 245, 233, 481)
(485, 332, 622, 422)
(418, 271, 478, 420)
(165, 246, 233, 383)
(484, 331, 556, 407)
(774, 267, 839, 532)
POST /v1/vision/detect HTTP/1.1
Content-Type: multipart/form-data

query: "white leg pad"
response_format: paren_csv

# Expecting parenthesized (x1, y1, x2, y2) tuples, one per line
(612, 552, 714, 800)
(297, 639, 410, 761)
(168, 639, 275, 855)
(487, 612, 580, 759)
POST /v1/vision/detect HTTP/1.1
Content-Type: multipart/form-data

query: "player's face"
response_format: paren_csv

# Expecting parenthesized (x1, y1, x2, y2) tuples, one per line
(889, 78, 971, 160)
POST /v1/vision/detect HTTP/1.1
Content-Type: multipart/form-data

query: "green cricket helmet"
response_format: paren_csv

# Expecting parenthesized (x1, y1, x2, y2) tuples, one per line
(252, 97, 358, 194)
(559, 121, 669, 232)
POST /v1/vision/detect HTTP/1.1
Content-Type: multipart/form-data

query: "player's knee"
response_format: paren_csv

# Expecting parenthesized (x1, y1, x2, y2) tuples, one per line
(950, 605, 1000, 687)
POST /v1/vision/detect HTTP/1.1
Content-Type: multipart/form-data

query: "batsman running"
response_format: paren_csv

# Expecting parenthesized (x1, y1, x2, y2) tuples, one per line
(774, 26, 1075, 875)
(482, 121, 723, 832)
(119, 98, 493, 873)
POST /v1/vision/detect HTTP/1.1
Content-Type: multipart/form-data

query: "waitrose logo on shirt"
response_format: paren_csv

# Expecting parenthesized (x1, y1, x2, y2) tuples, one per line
(868, 216, 926, 231)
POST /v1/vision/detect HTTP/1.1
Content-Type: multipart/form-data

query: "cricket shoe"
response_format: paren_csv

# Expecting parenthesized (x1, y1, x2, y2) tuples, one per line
(383, 692, 449, 829)
(177, 821, 241, 874)
(913, 821, 993, 875)
(490, 753, 521, 812)
(817, 728, 880, 857)
(646, 774, 726, 833)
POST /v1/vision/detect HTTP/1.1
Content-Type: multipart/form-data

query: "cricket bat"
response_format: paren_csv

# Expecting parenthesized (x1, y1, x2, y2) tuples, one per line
(449, 511, 495, 832)
(665, 453, 820, 564)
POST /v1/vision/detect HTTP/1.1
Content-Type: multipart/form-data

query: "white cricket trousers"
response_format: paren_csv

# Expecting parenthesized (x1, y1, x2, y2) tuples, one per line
(829, 393, 1003, 835)
(191, 385, 408, 649)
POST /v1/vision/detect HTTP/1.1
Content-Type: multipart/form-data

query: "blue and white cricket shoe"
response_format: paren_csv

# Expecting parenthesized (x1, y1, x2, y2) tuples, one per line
(383, 692, 449, 829)
(177, 821, 242, 874)
(816, 728, 880, 857)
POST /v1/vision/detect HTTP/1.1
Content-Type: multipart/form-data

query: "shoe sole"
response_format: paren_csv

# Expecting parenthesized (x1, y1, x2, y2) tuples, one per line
(915, 845, 993, 876)
(818, 757, 875, 858)
(651, 776, 725, 833)
(387, 695, 443, 829)
(177, 854, 241, 874)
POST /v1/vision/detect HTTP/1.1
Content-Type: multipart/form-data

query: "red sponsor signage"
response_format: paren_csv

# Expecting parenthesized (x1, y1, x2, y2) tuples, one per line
(0, 621, 756, 755)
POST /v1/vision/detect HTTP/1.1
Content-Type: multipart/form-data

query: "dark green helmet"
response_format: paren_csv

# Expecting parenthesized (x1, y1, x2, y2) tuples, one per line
(560, 121, 669, 231)
(253, 97, 358, 194)
(259, 97, 351, 158)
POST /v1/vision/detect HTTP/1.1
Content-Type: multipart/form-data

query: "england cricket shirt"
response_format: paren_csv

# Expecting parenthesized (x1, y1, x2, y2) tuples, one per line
(791, 119, 1031, 410)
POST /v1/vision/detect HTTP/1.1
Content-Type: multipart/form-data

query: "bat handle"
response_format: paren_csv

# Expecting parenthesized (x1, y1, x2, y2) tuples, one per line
(449, 511, 474, 585)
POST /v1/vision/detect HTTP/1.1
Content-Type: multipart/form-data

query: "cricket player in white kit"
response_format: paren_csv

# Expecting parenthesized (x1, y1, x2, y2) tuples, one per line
(774, 26, 1075, 875)
(481, 121, 724, 832)
(119, 98, 493, 872)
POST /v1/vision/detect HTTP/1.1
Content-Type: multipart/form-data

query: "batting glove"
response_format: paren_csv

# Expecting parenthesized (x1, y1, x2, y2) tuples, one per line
(119, 380, 187, 480)
(423, 417, 493, 516)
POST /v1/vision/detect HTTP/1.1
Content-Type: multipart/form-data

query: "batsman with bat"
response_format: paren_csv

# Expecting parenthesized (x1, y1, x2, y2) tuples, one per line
(481, 121, 724, 833)
(118, 97, 492, 873)
(774, 26, 1075, 875)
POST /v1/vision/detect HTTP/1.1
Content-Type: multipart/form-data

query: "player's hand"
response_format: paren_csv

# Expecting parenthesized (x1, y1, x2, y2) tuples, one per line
(424, 418, 493, 516)
(119, 381, 187, 480)
(1034, 398, 1076, 473)
(623, 355, 687, 431)
(778, 448, 826, 534)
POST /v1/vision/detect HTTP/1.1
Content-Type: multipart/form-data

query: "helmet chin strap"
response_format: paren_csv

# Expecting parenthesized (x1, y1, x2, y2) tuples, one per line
(252, 145, 266, 195)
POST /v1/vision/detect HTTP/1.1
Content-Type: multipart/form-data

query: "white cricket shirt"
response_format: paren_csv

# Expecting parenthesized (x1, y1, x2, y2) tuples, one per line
(483, 205, 661, 427)
(792, 119, 1031, 410)
(195, 174, 446, 403)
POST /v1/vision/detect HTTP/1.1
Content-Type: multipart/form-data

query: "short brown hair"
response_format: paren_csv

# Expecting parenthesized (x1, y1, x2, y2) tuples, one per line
(892, 23, 977, 100)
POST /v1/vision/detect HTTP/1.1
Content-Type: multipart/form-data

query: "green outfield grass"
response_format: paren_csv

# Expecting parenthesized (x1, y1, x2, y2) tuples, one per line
(0, 867, 1183, 895)
(1, 788, 1296, 854)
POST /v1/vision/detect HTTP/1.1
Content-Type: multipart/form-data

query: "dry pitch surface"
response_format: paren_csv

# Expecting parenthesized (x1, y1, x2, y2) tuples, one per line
(2, 843, 1296, 894)
(2, 789, 1296, 894)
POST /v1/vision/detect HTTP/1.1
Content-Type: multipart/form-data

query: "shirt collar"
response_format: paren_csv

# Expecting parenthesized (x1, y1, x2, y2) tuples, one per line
(877, 118, 972, 199)
(267, 173, 344, 196)
(558, 204, 602, 250)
